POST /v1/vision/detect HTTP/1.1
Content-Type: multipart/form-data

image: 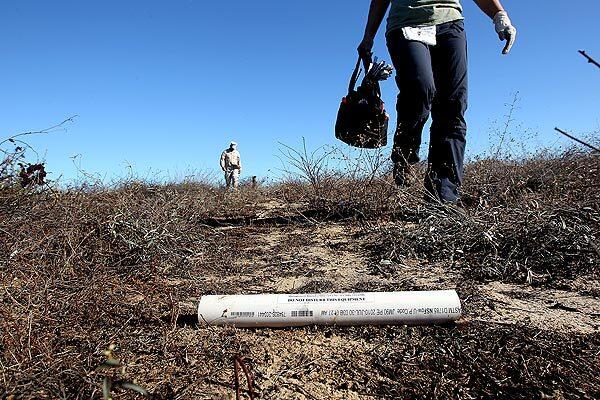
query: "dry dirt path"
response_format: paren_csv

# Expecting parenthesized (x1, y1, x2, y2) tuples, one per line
(176, 220, 599, 399)
(194, 220, 599, 335)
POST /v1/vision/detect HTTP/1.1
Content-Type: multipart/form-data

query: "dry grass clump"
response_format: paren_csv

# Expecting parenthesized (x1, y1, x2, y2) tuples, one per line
(365, 322, 600, 399)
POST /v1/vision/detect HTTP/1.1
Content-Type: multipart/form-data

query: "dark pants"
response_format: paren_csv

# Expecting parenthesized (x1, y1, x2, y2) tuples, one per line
(386, 20, 468, 202)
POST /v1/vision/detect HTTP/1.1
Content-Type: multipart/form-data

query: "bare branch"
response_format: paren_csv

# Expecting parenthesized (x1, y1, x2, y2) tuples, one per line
(0, 115, 78, 147)
(554, 127, 600, 152)
(1, 115, 78, 187)
(578, 50, 600, 69)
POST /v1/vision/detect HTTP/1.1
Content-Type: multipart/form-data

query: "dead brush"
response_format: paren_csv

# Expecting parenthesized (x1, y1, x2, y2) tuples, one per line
(277, 139, 398, 219)
(1, 127, 599, 398)
(367, 322, 600, 399)
(367, 148, 599, 287)
(1, 116, 76, 188)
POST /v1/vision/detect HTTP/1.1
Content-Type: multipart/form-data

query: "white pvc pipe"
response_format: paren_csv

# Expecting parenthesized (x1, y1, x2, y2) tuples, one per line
(198, 290, 461, 327)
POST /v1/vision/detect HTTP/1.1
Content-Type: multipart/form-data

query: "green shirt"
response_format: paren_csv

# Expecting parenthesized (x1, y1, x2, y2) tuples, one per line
(386, 0, 463, 34)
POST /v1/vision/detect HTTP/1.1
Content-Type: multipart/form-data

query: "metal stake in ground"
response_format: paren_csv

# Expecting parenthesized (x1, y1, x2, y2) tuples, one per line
(233, 355, 255, 400)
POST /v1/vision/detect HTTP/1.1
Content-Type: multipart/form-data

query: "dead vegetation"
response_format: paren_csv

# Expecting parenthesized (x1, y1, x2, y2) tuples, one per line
(1, 143, 599, 398)
(367, 150, 600, 290)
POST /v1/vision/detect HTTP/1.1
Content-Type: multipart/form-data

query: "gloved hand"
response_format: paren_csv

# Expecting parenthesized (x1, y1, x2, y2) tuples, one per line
(493, 11, 516, 55)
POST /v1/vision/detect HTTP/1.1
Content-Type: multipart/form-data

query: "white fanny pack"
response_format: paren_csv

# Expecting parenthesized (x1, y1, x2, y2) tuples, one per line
(401, 25, 437, 46)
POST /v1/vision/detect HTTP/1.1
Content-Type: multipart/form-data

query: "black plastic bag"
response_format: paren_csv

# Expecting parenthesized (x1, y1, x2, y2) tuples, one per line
(335, 57, 389, 148)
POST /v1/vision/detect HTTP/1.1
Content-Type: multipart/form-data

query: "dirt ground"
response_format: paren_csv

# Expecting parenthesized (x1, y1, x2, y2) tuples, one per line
(171, 218, 599, 399)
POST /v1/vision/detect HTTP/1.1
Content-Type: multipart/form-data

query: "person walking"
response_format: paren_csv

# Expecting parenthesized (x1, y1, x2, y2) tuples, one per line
(220, 141, 242, 189)
(358, 0, 516, 203)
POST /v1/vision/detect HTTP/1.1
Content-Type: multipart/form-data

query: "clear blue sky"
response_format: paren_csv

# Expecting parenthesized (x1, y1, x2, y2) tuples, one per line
(2, 0, 599, 183)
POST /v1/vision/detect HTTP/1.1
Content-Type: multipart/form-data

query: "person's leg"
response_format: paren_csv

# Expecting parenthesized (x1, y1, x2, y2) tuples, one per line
(427, 20, 468, 203)
(232, 170, 240, 189)
(386, 31, 436, 185)
(225, 171, 232, 188)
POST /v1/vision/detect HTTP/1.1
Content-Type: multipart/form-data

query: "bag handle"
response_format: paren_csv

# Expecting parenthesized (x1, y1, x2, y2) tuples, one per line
(348, 54, 373, 93)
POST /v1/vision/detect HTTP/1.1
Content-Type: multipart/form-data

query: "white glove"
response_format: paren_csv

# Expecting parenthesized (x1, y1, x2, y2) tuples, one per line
(493, 11, 516, 55)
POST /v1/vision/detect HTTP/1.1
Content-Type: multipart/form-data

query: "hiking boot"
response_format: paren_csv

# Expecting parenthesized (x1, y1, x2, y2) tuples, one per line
(393, 162, 414, 187)
(424, 169, 461, 204)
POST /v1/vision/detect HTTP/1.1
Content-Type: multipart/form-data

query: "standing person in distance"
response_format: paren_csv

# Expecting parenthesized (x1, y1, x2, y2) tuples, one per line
(358, 0, 516, 204)
(220, 141, 242, 190)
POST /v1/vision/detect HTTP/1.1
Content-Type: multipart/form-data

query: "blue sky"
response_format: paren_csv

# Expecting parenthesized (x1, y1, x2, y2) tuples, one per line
(2, 0, 599, 183)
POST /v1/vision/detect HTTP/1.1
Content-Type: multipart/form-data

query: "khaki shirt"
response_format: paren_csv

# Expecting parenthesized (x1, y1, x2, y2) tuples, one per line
(220, 149, 241, 171)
